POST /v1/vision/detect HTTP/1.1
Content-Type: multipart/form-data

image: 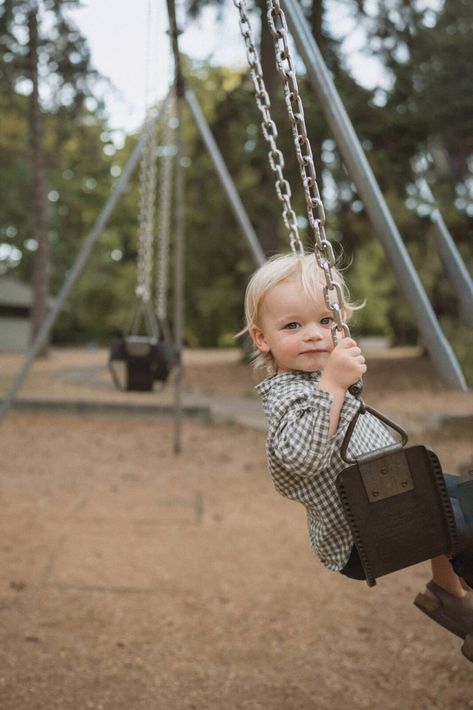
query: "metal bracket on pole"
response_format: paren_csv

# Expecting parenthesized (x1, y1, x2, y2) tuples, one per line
(0, 94, 171, 422)
(185, 89, 266, 267)
(281, 0, 467, 391)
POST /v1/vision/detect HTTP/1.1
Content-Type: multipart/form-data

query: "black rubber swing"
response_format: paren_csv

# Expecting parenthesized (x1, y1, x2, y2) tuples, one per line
(109, 335, 176, 392)
(108, 299, 176, 392)
(336, 403, 473, 587)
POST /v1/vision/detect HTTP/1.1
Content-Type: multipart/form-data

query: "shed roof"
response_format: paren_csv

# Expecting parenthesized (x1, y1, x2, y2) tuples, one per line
(0, 277, 32, 307)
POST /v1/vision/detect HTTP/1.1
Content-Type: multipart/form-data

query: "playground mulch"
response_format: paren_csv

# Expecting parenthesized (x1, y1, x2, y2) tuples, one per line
(0, 347, 472, 709)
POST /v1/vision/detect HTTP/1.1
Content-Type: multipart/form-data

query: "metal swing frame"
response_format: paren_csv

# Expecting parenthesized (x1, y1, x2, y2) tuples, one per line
(0, 45, 267, 456)
(1, 0, 469, 466)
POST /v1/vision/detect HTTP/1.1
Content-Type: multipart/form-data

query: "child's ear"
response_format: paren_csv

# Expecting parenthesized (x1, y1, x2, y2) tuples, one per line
(251, 326, 270, 353)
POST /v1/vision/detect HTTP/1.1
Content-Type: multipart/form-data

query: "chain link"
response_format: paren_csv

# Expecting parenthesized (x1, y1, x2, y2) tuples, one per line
(136, 106, 160, 302)
(266, 0, 348, 338)
(233, 0, 304, 256)
(156, 96, 176, 320)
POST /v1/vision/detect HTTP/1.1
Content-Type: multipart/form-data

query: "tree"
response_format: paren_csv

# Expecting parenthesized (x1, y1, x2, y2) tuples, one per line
(1, 0, 469, 362)
(353, 0, 473, 184)
(0, 0, 104, 351)
(346, 0, 472, 356)
(27, 6, 49, 351)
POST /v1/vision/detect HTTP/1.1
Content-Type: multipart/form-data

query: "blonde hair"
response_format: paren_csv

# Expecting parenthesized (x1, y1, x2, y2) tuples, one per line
(240, 252, 357, 374)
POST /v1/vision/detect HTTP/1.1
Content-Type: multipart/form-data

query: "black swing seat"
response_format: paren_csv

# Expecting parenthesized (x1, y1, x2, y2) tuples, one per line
(336, 443, 459, 587)
(109, 335, 176, 392)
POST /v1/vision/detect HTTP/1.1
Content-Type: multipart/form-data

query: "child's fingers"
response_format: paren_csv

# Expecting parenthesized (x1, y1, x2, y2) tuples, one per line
(344, 349, 367, 374)
(336, 337, 358, 349)
(336, 337, 365, 354)
(341, 345, 364, 360)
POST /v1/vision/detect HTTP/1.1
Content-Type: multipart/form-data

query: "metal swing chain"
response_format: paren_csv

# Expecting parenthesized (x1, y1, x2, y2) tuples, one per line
(136, 106, 160, 303)
(233, 0, 304, 256)
(156, 96, 176, 321)
(266, 0, 349, 339)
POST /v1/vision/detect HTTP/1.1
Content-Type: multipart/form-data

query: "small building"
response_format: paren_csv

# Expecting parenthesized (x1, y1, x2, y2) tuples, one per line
(0, 276, 32, 352)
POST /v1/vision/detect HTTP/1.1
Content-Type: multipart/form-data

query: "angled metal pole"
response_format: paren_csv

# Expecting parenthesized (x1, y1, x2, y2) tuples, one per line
(185, 89, 266, 267)
(0, 95, 170, 421)
(430, 209, 473, 327)
(415, 178, 473, 327)
(281, 0, 467, 391)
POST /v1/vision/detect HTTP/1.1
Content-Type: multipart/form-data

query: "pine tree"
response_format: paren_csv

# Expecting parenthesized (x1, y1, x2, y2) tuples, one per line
(0, 0, 102, 352)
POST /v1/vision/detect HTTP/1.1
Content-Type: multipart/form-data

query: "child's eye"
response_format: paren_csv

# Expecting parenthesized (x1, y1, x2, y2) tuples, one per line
(320, 317, 334, 326)
(284, 322, 301, 330)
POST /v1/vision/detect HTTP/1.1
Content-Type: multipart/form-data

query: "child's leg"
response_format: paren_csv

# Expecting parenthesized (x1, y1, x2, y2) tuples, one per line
(414, 555, 473, 661)
(429, 555, 469, 598)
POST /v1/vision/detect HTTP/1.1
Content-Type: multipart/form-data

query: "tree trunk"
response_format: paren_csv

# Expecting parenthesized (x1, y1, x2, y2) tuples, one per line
(259, 0, 279, 102)
(310, 0, 324, 52)
(28, 8, 50, 355)
(256, 0, 283, 256)
(309, 0, 326, 199)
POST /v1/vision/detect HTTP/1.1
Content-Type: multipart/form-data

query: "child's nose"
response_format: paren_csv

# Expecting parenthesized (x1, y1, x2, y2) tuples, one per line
(303, 323, 323, 341)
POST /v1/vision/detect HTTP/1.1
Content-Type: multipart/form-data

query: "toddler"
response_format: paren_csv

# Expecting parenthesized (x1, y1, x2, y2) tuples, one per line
(243, 252, 473, 661)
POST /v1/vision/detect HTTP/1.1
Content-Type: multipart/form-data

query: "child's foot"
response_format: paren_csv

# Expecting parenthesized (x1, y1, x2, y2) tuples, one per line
(414, 580, 473, 662)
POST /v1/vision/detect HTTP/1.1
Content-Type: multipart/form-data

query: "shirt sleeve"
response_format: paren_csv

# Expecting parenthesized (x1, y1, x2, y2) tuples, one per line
(269, 384, 340, 478)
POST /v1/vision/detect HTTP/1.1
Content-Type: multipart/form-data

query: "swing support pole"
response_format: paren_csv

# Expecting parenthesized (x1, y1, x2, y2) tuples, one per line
(0, 95, 170, 421)
(281, 0, 467, 391)
(185, 89, 266, 267)
(430, 209, 473, 328)
(166, 0, 186, 454)
(173, 93, 186, 455)
(415, 175, 473, 328)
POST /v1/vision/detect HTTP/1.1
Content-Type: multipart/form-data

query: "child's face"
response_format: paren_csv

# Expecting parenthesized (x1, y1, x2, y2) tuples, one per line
(252, 279, 336, 373)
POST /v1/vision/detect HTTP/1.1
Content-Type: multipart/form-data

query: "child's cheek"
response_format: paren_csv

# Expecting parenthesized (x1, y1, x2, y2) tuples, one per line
(283, 333, 299, 352)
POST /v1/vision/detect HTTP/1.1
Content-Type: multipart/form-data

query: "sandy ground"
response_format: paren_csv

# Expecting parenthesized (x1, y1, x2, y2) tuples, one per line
(0, 347, 472, 709)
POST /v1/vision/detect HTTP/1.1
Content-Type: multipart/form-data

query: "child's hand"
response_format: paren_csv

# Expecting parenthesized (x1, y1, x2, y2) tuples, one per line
(319, 337, 367, 393)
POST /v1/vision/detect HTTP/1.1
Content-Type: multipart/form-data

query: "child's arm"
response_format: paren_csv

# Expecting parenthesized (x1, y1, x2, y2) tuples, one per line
(268, 339, 365, 477)
(271, 390, 340, 476)
(318, 337, 367, 437)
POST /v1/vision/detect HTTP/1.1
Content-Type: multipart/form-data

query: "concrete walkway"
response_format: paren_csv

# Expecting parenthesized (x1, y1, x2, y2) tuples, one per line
(0, 348, 268, 430)
(194, 393, 267, 431)
(1, 345, 471, 436)
(9, 390, 267, 430)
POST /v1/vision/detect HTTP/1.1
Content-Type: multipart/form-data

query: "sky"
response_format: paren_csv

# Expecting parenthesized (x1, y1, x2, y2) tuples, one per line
(70, 0, 388, 139)
(70, 0, 251, 136)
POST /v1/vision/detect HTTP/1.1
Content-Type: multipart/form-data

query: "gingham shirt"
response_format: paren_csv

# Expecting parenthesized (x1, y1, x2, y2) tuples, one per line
(256, 371, 394, 571)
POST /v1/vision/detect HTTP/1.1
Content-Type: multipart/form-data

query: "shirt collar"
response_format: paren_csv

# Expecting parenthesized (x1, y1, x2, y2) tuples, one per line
(255, 370, 322, 399)
(255, 370, 362, 422)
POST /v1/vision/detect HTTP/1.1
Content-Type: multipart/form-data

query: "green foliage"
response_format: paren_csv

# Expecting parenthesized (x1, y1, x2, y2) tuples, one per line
(0, 0, 104, 118)
(348, 239, 395, 337)
(356, 0, 473, 184)
(0, 0, 471, 385)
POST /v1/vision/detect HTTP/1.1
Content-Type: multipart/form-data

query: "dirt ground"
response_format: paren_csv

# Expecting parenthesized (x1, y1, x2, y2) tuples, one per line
(0, 347, 472, 709)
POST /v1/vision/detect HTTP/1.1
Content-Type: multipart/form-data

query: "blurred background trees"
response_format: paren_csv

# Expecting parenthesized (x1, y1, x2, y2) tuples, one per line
(0, 0, 471, 377)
